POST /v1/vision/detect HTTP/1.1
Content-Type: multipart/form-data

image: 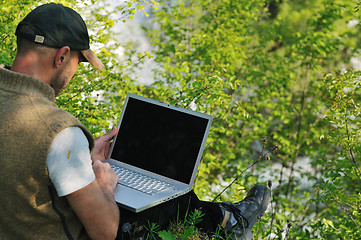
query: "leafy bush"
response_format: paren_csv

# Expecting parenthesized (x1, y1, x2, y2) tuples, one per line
(2, 0, 361, 239)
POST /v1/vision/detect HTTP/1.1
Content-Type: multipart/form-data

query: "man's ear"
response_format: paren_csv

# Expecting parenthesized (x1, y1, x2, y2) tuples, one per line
(54, 46, 71, 68)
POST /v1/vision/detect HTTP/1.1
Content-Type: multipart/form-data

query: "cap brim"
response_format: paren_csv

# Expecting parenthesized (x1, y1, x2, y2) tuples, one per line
(80, 49, 105, 70)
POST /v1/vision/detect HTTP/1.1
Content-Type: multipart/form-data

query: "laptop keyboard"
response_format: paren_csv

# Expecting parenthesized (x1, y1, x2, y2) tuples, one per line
(110, 164, 174, 195)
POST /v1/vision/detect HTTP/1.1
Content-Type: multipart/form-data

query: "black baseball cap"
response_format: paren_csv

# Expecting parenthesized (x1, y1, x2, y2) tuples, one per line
(15, 3, 105, 70)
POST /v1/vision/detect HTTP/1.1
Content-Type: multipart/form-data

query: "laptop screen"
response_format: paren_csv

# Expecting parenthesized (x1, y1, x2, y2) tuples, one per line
(110, 96, 210, 184)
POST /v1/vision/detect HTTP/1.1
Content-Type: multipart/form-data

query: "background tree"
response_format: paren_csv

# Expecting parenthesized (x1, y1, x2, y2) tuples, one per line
(1, 0, 361, 239)
(141, 0, 361, 238)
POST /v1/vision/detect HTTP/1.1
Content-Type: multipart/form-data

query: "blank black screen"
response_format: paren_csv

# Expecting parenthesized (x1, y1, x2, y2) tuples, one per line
(110, 97, 209, 184)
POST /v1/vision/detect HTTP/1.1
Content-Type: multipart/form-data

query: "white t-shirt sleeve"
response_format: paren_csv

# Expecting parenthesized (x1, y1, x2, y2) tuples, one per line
(47, 127, 95, 197)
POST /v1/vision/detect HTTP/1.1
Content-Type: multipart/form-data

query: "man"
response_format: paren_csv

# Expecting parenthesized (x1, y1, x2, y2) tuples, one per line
(0, 3, 270, 240)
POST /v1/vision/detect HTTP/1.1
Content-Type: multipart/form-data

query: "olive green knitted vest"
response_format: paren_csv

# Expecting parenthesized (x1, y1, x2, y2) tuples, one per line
(0, 66, 94, 240)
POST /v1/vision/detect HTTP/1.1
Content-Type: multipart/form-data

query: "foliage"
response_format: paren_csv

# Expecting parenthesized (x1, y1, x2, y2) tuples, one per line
(157, 210, 207, 240)
(54, 0, 155, 135)
(2, 0, 361, 239)
(141, 0, 361, 239)
(312, 70, 361, 239)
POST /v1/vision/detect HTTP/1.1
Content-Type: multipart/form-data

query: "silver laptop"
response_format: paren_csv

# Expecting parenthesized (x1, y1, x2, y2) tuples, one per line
(105, 93, 213, 212)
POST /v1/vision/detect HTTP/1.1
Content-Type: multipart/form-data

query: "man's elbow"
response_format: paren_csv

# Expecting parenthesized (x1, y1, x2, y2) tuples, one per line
(88, 223, 118, 240)
(87, 214, 119, 240)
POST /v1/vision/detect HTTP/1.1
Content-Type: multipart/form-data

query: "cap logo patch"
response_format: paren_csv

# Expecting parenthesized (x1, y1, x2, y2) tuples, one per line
(35, 35, 44, 43)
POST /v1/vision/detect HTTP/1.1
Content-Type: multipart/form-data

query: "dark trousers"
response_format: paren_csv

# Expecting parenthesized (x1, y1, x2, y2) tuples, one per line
(116, 191, 223, 239)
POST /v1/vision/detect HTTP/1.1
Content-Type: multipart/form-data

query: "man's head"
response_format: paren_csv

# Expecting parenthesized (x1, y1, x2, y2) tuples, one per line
(15, 3, 104, 70)
(12, 3, 105, 95)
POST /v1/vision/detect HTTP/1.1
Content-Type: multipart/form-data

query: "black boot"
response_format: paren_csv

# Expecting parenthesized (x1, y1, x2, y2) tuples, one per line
(219, 184, 271, 240)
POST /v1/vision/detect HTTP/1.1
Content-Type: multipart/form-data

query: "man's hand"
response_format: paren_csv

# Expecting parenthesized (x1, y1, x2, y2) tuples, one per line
(92, 160, 119, 192)
(92, 126, 118, 161)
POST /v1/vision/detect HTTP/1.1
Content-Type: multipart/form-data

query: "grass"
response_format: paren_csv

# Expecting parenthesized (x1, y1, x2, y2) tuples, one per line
(141, 209, 233, 240)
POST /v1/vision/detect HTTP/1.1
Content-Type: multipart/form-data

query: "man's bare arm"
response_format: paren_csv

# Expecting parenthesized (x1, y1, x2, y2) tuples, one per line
(66, 160, 119, 240)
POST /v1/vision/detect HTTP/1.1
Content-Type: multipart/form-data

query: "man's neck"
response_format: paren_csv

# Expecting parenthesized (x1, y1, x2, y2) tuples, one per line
(11, 53, 53, 86)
